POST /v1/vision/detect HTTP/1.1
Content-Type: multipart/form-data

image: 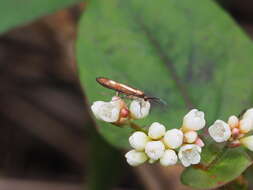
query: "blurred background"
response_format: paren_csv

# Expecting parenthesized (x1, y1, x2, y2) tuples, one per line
(1, 0, 253, 190)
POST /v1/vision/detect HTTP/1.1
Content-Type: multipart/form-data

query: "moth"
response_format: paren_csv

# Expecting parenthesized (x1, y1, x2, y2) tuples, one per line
(96, 77, 165, 104)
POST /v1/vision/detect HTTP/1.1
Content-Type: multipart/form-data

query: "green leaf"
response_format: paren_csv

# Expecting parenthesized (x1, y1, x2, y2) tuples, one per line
(77, 0, 253, 187)
(0, 0, 83, 34)
(77, 0, 253, 146)
(181, 148, 252, 189)
(220, 176, 249, 190)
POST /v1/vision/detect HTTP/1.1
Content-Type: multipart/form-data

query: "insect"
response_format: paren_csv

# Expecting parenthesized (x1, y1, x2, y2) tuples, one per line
(96, 77, 165, 104)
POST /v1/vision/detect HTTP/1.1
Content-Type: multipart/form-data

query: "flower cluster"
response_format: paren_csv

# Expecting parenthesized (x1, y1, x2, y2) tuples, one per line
(91, 93, 253, 168)
(125, 109, 205, 167)
(208, 108, 253, 150)
(91, 96, 150, 125)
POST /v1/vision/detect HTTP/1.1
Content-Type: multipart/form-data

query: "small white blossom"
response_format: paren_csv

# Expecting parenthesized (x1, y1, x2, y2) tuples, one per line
(163, 129, 183, 149)
(160, 149, 178, 166)
(240, 135, 253, 151)
(148, 122, 166, 140)
(184, 131, 198, 143)
(178, 144, 202, 167)
(130, 98, 150, 119)
(91, 100, 121, 122)
(145, 141, 165, 160)
(239, 118, 253, 134)
(208, 120, 231, 142)
(227, 115, 239, 129)
(129, 131, 149, 151)
(182, 109, 206, 131)
(125, 150, 148, 166)
(243, 108, 253, 120)
(231, 127, 240, 139)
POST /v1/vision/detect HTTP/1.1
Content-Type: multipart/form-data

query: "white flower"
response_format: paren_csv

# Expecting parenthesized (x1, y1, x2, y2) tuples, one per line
(160, 149, 178, 166)
(227, 115, 239, 129)
(184, 131, 198, 143)
(182, 109, 206, 131)
(208, 120, 231, 142)
(163, 129, 183, 149)
(240, 135, 253, 151)
(243, 108, 253, 120)
(130, 99, 150, 119)
(145, 141, 165, 160)
(129, 131, 149, 151)
(178, 144, 202, 167)
(91, 99, 121, 122)
(125, 150, 148, 166)
(148, 122, 166, 140)
(239, 118, 253, 134)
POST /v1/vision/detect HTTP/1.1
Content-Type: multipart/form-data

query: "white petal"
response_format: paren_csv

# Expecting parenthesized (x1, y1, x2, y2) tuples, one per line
(184, 131, 198, 143)
(91, 100, 121, 122)
(148, 122, 166, 140)
(110, 96, 124, 106)
(178, 144, 202, 167)
(180, 158, 191, 167)
(240, 135, 253, 151)
(227, 115, 239, 129)
(130, 99, 151, 119)
(91, 101, 106, 119)
(243, 108, 253, 120)
(208, 120, 231, 142)
(163, 129, 183, 149)
(190, 153, 201, 164)
(129, 131, 149, 151)
(239, 118, 253, 134)
(182, 109, 206, 131)
(159, 149, 178, 166)
(145, 141, 165, 160)
(125, 150, 148, 166)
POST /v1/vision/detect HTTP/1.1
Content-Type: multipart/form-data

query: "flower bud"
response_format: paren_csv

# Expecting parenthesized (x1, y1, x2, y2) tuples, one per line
(239, 118, 253, 134)
(160, 149, 178, 166)
(129, 131, 149, 151)
(182, 109, 206, 131)
(178, 144, 202, 167)
(227, 115, 239, 129)
(231, 127, 240, 139)
(120, 107, 129, 118)
(208, 120, 231, 142)
(184, 131, 198, 143)
(195, 137, 205, 147)
(163, 129, 183, 149)
(240, 135, 253, 151)
(91, 100, 121, 123)
(145, 141, 165, 160)
(148, 122, 166, 140)
(125, 150, 148, 166)
(130, 99, 150, 119)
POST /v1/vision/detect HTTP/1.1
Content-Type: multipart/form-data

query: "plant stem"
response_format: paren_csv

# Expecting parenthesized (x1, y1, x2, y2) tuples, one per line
(206, 143, 230, 170)
(129, 121, 147, 133)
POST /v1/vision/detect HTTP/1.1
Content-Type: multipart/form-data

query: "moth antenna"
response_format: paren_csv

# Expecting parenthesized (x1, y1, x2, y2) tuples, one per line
(146, 97, 167, 105)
